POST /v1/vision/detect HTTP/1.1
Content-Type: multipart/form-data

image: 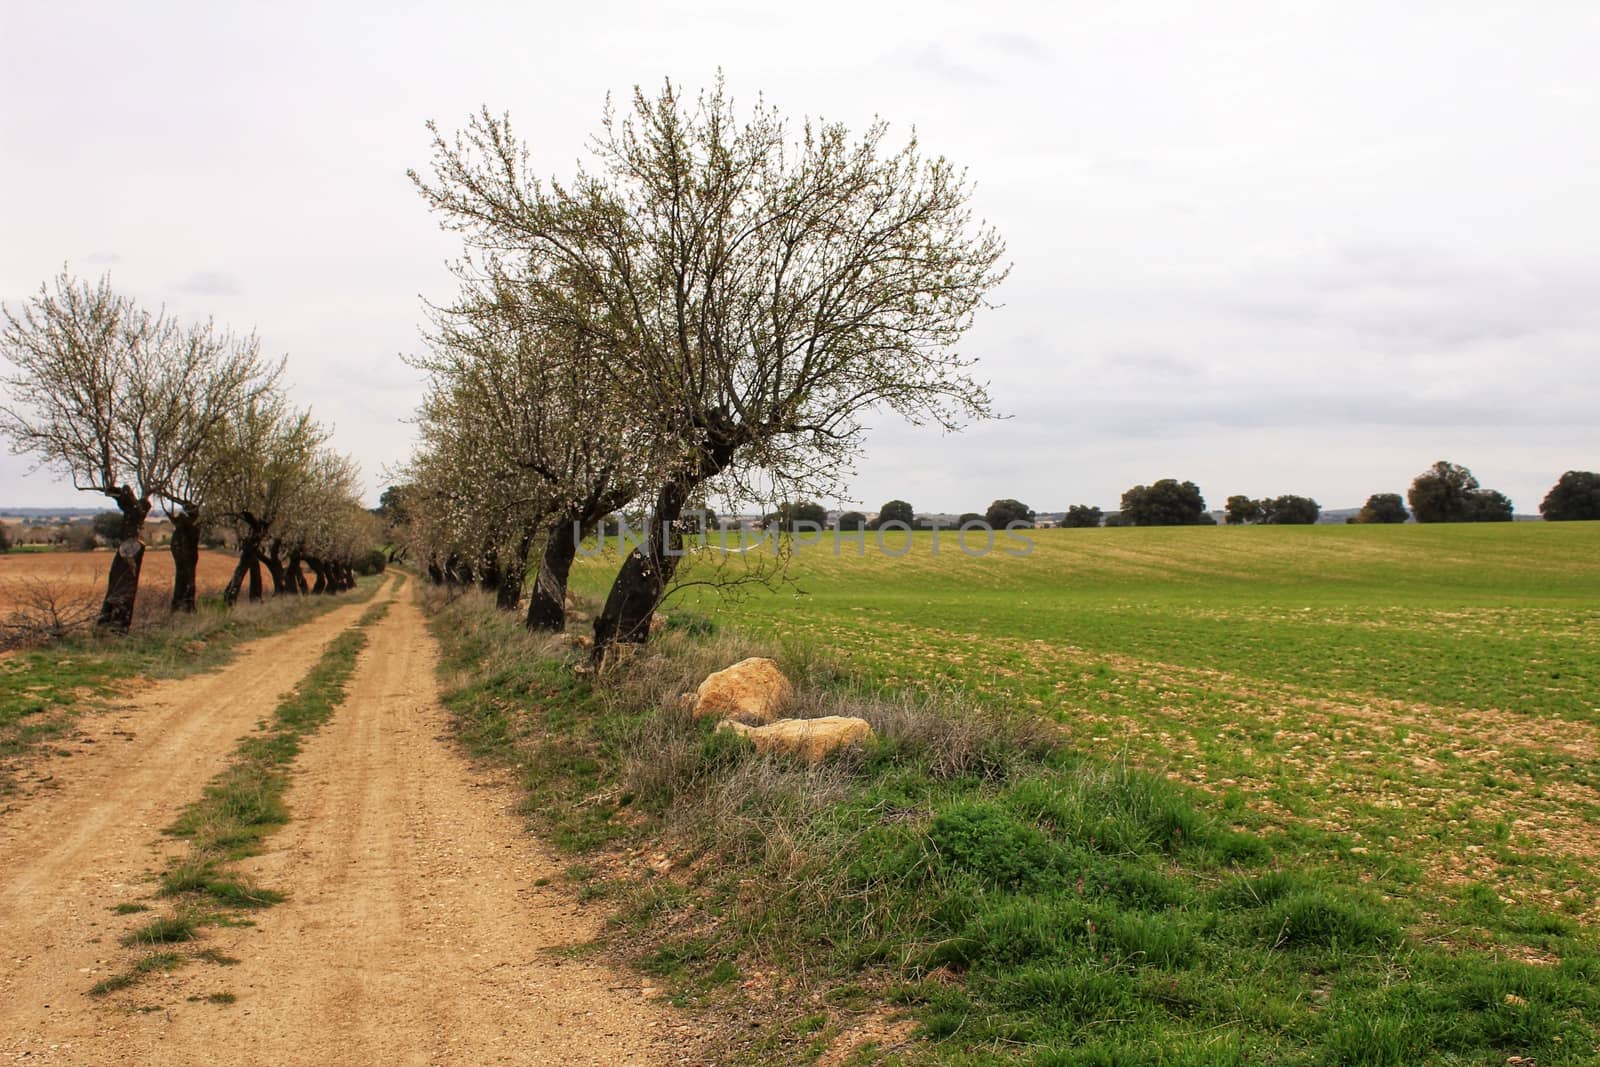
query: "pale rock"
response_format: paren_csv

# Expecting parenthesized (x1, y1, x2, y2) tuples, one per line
(691, 657, 793, 724)
(718, 715, 874, 762)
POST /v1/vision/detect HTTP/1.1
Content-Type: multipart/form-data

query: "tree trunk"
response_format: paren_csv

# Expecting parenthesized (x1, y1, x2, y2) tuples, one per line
(223, 534, 260, 608)
(478, 547, 501, 594)
(426, 556, 444, 585)
(308, 557, 328, 595)
(590, 434, 736, 664)
(592, 482, 688, 658)
(96, 490, 152, 634)
(248, 559, 264, 602)
(497, 531, 533, 612)
(286, 553, 308, 595)
(169, 509, 201, 613)
(527, 524, 577, 632)
(264, 541, 288, 595)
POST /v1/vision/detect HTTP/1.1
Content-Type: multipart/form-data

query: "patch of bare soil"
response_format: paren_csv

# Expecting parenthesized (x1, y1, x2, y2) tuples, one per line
(0, 549, 239, 617)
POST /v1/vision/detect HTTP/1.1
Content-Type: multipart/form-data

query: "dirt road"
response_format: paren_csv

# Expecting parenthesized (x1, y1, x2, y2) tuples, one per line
(0, 582, 666, 1065)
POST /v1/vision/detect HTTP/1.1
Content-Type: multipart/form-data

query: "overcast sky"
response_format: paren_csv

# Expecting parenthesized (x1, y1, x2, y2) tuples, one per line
(2, 1, 1596, 514)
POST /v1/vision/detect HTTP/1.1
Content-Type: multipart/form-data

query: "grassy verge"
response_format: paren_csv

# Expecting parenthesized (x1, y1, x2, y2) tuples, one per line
(429, 587, 1599, 1066)
(0, 577, 384, 793)
(90, 582, 397, 998)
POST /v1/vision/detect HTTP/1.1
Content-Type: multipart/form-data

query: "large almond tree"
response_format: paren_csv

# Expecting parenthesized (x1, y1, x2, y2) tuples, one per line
(412, 79, 1007, 660)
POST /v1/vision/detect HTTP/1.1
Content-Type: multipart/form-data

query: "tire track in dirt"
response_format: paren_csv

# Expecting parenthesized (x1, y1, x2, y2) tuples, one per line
(0, 582, 393, 1060)
(85, 584, 666, 1065)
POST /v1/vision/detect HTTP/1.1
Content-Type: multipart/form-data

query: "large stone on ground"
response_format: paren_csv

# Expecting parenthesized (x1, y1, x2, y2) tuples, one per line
(692, 657, 793, 724)
(718, 716, 875, 762)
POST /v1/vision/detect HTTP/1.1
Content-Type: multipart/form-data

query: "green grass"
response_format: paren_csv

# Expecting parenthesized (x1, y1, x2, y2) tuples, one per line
(88, 951, 185, 997)
(90, 579, 397, 997)
(420, 522, 1600, 1063)
(0, 576, 383, 792)
(572, 524, 1600, 939)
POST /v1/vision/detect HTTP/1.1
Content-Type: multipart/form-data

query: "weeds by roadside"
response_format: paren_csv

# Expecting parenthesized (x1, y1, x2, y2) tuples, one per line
(88, 580, 398, 999)
(428, 588, 1600, 1065)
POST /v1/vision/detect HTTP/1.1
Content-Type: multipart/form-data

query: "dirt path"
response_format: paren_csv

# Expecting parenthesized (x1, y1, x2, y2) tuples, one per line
(0, 586, 389, 1055)
(3, 583, 667, 1065)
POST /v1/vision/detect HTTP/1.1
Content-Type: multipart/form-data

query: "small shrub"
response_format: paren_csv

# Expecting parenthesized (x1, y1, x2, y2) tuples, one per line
(927, 803, 1063, 890)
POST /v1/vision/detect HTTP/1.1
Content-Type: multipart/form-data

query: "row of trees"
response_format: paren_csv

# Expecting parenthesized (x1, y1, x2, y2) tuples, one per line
(398, 79, 1007, 662)
(827, 466, 1597, 530)
(0, 272, 380, 630)
(681, 464, 1595, 536)
(1096, 461, 1596, 527)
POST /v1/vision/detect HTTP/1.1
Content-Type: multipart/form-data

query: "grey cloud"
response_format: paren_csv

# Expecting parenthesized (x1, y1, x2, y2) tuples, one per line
(175, 271, 240, 296)
(1229, 245, 1599, 351)
(910, 46, 994, 85)
(981, 32, 1052, 62)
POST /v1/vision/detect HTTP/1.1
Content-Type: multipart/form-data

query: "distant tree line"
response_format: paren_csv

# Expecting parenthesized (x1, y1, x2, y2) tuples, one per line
(856, 461, 1598, 531)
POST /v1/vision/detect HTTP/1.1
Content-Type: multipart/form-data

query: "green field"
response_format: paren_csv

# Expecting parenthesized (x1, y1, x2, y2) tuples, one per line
(440, 523, 1600, 1063)
(574, 523, 1600, 951)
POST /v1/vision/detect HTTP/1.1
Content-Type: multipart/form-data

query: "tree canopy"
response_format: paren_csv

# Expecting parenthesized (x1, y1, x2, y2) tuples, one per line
(1540, 471, 1600, 521)
(1224, 495, 1261, 525)
(874, 500, 917, 529)
(1120, 479, 1207, 526)
(1063, 504, 1103, 528)
(1355, 493, 1408, 524)
(1408, 461, 1512, 523)
(984, 498, 1035, 528)
(1260, 494, 1320, 525)
(764, 500, 828, 531)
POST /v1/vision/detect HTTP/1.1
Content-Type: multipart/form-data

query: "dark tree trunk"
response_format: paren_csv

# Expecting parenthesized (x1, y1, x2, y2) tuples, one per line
(97, 489, 152, 634)
(264, 540, 289, 595)
(426, 556, 444, 585)
(223, 533, 261, 608)
(248, 558, 264, 602)
(592, 483, 688, 658)
(309, 558, 328, 595)
(478, 548, 501, 594)
(497, 531, 533, 612)
(286, 553, 308, 595)
(169, 509, 201, 613)
(590, 434, 737, 664)
(527, 523, 577, 632)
